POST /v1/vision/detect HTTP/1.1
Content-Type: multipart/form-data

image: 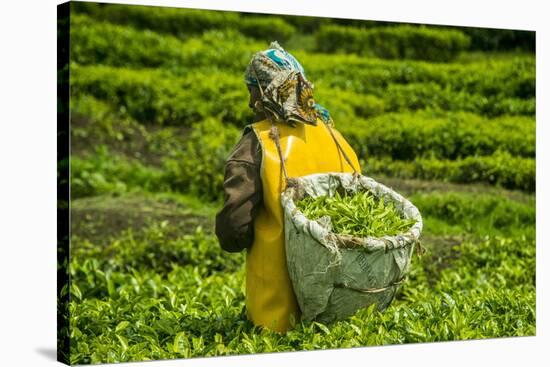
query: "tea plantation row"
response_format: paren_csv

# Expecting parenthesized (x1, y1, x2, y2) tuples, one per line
(72, 2, 535, 56)
(65, 189, 535, 364)
(71, 14, 535, 102)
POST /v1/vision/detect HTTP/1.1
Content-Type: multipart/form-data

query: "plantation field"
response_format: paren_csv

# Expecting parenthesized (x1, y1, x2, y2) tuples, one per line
(60, 3, 536, 365)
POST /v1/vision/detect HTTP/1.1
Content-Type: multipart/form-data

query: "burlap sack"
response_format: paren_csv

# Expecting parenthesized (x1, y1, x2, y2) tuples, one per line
(281, 172, 423, 323)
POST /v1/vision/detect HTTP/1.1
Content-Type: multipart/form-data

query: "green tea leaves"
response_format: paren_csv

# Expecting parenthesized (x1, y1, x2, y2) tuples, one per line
(296, 190, 416, 238)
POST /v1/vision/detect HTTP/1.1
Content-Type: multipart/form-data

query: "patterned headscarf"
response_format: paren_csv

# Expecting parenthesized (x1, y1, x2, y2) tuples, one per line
(244, 41, 333, 127)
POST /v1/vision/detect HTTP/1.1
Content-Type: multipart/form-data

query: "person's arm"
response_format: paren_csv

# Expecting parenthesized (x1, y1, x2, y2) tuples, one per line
(215, 129, 263, 253)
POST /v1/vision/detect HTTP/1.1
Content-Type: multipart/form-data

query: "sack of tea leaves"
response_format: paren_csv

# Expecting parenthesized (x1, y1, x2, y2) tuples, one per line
(281, 172, 423, 324)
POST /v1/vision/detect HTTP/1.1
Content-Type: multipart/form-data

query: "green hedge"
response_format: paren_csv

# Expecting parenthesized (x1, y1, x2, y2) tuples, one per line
(411, 191, 535, 236)
(71, 14, 262, 70)
(279, 14, 331, 32)
(313, 78, 534, 119)
(316, 24, 471, 62)
(380, 82, 534, 117)
(382, 86, 535, 117)
(316, 83, 533, 121)
(69, 15, 534, 106)
(314, 88, 386, 120)
(364, 151, 535, 192)
(236, 15, 297, 42)
(340, 111, 535, 161)
(71, 119, 241, 202)
(71, 14, 190, 68)
(70, 146, 167, 199)
(70, 64, 253, 127)
(162, 118, 241, 203)
(68, 229, 534, 364)
(71, 15, 535, 100)
(301, 52, 535, 100)
(72, 2, 296, 42)
(460, 27, 535, 52)
(73, 2, 534, 52)
(70, 63, 533, 135)
(70, 94, 139, 144)
(71, 122, 534, 202)
(315, 23, 533, 54)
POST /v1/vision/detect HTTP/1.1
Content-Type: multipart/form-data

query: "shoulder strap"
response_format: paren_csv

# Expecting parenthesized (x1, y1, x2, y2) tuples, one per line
(242, 123, 254, 137)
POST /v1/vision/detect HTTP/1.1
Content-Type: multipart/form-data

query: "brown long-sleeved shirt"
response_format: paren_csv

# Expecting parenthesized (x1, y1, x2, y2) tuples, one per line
(215, 126, 263, 252)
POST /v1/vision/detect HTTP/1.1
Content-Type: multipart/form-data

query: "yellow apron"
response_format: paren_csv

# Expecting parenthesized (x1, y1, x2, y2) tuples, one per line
(245, 117, 362, 332)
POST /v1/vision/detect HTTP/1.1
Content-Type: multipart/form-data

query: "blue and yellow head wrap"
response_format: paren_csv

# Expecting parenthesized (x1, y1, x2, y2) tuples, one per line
(244, 41, 333, 126)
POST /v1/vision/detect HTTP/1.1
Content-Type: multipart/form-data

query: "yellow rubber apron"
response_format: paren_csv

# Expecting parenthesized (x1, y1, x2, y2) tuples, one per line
(245, 117, 362, 332)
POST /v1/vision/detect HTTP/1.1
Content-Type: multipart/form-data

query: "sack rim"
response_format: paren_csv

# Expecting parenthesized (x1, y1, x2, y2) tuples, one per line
(281, 172, 423, 253)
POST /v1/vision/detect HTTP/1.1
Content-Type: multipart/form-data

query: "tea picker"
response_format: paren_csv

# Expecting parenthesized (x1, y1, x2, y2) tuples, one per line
(215, 41, 423, 332)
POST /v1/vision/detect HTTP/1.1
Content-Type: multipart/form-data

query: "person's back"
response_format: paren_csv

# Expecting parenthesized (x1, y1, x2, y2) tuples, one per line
(215, 41, 361, 333)
(245, 117, 360, 332)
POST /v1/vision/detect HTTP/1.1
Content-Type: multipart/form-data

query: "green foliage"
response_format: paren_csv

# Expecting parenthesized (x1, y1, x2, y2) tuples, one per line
(339, 111, 535, 160)
(70, 63, 534, 151)
(238, 15, 297, 42)
(72, 2, 296, 42)
(68, 202, 535, 363)
(71, 14, 263, 70)
(70, 119, 240, 202)
(364, 151, 535, 192)
(70, 94, 142, 146)
(69, 225, 248, 364)
(381, 83, 534, 117)
(161, 118, 241, 203)
(296, 190, 416, 237)
(410, 191, 535, 237)
(316, 24, 471, 61)
(71, 14, 185, 68)
(459, 27, 535, 52)
(301, 52, 535, 100)
(69, 16, 535, 104)
(70, 146, 167, 199)
(315, 88, 386, 120)
(72, 226, 242, 283)
(70, 64, 253, 127)
(279, 14, 331, 33)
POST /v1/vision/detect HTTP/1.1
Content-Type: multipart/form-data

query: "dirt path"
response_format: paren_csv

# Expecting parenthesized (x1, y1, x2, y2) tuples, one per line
(71, 193, 215, 246)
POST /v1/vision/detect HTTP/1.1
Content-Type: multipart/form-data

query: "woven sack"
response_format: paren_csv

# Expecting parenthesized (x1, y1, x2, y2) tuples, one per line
(281, 172, 423, 323)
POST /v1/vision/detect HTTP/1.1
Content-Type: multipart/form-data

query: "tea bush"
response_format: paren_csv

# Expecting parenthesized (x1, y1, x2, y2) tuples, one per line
(70, 64, 253, 127)
(70, 119, 240, 202)
(72, 2, 296, 42)
(70, 94, 146, 147)
(381, 82, 534, 117)
(70, 63, 533, 139)
(70, 135, 535, 204)
(339, 110, 535, 160)
(459, 27, 535, 52)
(302, 53, 535, 100)
(70, 146, 168, 198)
(161, 118, 241, 203)
(71, 14, 263, 70)
(71, 14, 190, 68)
(69, 87, 535, 194)
(410, 191, 535, 237)
(364, 151, 535, 192)
(67, 198, 535, 363)
(74, 1, 534, 53)
(316, 24, 471, 61)
(69, 16, 535, 102)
